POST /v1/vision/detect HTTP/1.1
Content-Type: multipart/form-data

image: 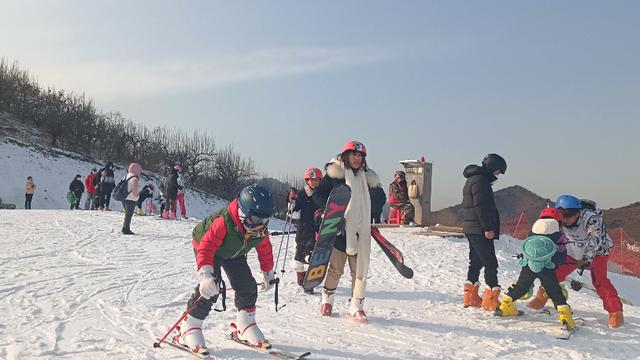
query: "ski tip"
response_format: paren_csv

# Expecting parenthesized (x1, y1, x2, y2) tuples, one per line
(297, 351, 312, 359)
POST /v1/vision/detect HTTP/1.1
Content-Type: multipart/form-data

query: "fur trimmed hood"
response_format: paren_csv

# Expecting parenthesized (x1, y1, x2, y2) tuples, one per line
(325, 158, 381, 189)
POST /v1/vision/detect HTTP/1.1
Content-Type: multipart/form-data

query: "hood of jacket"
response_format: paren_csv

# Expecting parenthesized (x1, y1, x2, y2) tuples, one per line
(128, 163, 142, 176)
(463, 164, 497, 182)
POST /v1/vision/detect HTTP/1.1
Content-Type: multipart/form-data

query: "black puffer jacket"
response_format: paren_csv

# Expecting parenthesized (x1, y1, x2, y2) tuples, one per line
(462, 165, 500, 237)
(292, 187, 320, 226)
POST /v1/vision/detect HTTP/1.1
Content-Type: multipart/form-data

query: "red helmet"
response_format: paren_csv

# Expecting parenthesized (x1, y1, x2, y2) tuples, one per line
(304, 168, 323, 180)
(341, 140, 367, 156)
(539, 207, 563, 222)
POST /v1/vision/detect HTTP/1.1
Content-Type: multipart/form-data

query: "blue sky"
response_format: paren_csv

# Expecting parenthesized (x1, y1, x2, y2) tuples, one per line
(2, 1, 638, 210)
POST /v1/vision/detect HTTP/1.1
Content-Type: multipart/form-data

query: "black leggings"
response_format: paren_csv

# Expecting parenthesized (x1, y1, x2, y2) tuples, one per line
(25, 194, 33, 209)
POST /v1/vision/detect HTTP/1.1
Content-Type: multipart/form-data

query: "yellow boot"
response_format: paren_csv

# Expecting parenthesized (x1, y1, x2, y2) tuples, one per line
(481, 287, 501, 311)
(557, 305, 576, 330)
(463, 282, 482, 308)
(495, 295, 520, 317)
(527, 287, 549, 310)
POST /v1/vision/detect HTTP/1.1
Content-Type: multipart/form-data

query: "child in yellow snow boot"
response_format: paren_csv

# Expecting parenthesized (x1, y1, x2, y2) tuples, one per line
(496, 209, 574, 329)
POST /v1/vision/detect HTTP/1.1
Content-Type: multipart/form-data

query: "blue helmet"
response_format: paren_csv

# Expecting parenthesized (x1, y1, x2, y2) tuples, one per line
(238, 184, 275, 218)
(555, 195, 581, 209)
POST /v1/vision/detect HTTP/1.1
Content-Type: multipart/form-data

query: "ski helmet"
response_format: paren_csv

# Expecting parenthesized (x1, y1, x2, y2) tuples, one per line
(304, 168, 323, 181)
(238, 184, 275, 220)
(539, 207, 563, 223)
(340, 140, 367, 156)
(482, 153, 507, 174)
(555, 195, 581, 209)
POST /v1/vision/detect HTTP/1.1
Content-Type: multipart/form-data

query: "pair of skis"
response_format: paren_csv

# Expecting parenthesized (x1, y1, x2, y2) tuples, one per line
(496, 308, 583, 340)
(302, 184, 413, 293)
(157, 334, 311, 359)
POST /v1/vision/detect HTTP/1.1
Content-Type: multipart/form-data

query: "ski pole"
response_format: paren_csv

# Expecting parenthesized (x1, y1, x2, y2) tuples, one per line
(274, 201, 293, 274)
(280, 220, 293, 275)
(153, 296, 203, 348)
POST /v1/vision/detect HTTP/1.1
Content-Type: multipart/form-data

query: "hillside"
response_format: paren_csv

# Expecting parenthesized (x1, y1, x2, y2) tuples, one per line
(0, 210, 639, 359)
(431, 185, 640, 243)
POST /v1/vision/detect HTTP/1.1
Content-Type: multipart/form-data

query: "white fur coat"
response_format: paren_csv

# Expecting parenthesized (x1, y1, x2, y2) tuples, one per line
(326, 158, 381, 298)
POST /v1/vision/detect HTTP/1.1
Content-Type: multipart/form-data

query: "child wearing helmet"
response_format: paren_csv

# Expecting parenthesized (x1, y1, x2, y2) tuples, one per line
(176, 184, 277, 355)
(530, 195, 623, 328)
(461, 153, 507, 311)
(312, 140, 383, 323)
(290, 168, 323, 293)
(495, 208, 577, 329)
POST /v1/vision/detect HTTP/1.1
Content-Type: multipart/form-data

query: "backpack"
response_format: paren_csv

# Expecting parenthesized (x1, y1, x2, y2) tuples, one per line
(408, 180, 419, 199)
(112, 175, 137, 201)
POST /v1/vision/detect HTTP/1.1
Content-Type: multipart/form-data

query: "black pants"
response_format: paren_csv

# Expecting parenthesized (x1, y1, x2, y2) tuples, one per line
(122, 200, 136, 231)
(98, 190, 112, 209)
(466, 233, 500, 288)
(25, 194, 33, 209)
(187, 255, 258, 320)
(136, 192, 151, 209)
(294, 223, 316, 263)
(507, 265, 567, 307)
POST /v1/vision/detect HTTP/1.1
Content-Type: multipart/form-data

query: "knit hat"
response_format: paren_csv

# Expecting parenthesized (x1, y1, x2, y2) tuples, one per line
(518, 235, 557, 273)
(531, 218, 559, 235)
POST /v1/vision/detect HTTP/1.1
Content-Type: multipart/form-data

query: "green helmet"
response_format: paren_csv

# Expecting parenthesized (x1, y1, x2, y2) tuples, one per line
(518, 235, 558, 273)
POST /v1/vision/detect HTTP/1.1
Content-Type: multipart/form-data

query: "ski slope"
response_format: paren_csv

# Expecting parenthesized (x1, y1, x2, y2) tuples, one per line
(0, 210, 639, 360)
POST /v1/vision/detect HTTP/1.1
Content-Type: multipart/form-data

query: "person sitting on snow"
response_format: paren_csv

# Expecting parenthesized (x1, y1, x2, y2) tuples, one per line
(495, 208, 576, 330)
(527, 195, 624, 328)
(176, 184, 276, 355)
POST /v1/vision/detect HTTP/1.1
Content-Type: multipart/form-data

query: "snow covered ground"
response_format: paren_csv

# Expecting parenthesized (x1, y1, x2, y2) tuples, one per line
(0, 210, 639, 360)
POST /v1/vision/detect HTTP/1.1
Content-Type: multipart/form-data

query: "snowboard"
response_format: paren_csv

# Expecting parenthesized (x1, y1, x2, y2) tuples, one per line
(302, 184, 351, 292)
(370, 225, 414, 279)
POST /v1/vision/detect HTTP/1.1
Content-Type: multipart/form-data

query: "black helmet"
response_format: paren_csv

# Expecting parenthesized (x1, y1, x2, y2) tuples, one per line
(238, 184, 275, 218)
(482, 153, 507, 174)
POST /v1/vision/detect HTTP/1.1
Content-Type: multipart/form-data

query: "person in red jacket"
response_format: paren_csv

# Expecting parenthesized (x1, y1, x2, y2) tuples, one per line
(84, 168, 97, 210)
(176, 184, 276, 356)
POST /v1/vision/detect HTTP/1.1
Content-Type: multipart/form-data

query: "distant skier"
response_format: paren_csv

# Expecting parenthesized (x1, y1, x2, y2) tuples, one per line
(84, 168, 97, 210)
(176, 184, 276, 355)
(24, 176, 36, 209)
(163, 164, 181, 219)
(528, 195, 624, 328)
(98, 162, 116, 211)
(121, 163, 141, 235)
(388, 170, 415, 225)
(461, 153, 507, 311)
(175, 165, 187, 219)
(135, 184, 155, 215)
(291, 168, 323, 293)
(495, 208, 576, 330)
(68, 174, 85, 210)
(313, 140, 383, 323)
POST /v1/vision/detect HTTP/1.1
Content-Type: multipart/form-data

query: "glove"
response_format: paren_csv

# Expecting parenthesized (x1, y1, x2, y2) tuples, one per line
(261, 271, 277, 291)
(289, 189, 297, 201)
(575, 259, 590, 269)
(197, 265, 219, 299)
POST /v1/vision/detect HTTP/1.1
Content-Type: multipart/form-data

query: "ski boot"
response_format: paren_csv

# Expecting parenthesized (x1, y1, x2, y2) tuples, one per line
(481, 287, 501, 311)
(494, 295, 520, 317)
(169, 211, 175, 220)
(135, 208, 144, 216)
(162, 210, 168, 219)
(527, 287, 549, 309)
(463, 281, 482, 308)
(176, 315, 209, 355)
(320, 288, 335, 316)
(349, 297, 368, 323)
(609, 311, 624, 328)
(557, 305, 576, 330)
(231, 308, 270, 349)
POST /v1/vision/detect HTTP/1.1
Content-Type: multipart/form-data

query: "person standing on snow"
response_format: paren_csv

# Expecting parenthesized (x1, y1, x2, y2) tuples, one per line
(388, 170, 415, 225)
(121, 163, 141, 235)
(84, 168, 97, 210)
(527, 195, 624, 328)
(175, 165, 187, 219)
(68, 174, 85, 210)
(461, 153, 506, 311)
(495, 208, 577, 330)
(98, 162, 116, 211)
(176, 184, 276, 356)
(24, 176, 36, 209)
(313, 140, 383, 323)
(290, 168, 323, 293)
(163, 164, 180, 219)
